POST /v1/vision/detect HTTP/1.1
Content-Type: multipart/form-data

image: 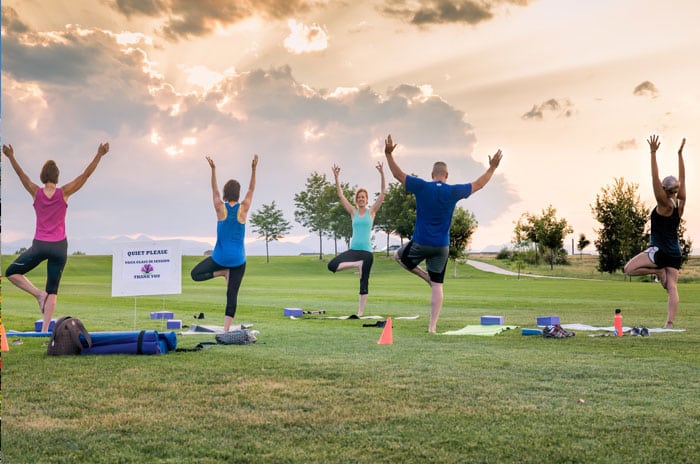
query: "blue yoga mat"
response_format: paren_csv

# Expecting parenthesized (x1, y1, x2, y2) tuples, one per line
(80, 330, 177, 355)
(7, 330, 51, 337)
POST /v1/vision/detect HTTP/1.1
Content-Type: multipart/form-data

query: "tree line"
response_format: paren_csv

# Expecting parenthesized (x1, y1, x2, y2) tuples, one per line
(250, 173, 692, 274)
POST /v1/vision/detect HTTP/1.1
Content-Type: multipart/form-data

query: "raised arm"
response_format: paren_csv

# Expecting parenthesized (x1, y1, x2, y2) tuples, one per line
(648, 135, 668, 207)
(206, 156, 226, 221)
(370, 161, 386, 216)
(238, 154, 258, 223)
(470, 149, 503, 194)
(384, 134, 406, 185)
(61, 143, 109, 199)
(2, 144, 39, 197)
(677, 138, 686, 217)
(332, 164, 354, 215)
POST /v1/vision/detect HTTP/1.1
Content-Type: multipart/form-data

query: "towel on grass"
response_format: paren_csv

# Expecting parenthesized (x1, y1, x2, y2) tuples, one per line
(289, 315, 420, 320)
(442, 325, 518, 336)
(561, 324, 685, 333)
(180, 323, 253, 335)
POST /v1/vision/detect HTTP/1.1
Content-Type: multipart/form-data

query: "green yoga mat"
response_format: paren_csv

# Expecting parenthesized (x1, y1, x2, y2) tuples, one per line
(442, 325, 518, 336)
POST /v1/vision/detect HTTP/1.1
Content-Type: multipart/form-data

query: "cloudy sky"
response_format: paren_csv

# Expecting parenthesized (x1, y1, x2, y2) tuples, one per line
(2, 0, 698, 254)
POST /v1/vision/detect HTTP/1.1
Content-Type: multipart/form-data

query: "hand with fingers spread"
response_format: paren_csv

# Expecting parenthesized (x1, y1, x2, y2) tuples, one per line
(648, 134, 660, 153)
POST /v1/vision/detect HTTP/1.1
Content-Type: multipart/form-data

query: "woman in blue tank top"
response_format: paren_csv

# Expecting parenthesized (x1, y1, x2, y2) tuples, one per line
(191, 154, 258, 332)
(624, 135, 686, 328)
(327, 162, 386, 316)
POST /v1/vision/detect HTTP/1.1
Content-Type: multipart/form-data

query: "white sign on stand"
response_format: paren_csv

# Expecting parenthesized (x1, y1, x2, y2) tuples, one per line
(112, 240, 182, 297)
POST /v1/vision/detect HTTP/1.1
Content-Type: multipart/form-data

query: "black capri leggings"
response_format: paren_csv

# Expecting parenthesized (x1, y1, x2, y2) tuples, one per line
(5, 238, 68, 295)
(191, 257, 246, 319)
(327, 249, 374, 295)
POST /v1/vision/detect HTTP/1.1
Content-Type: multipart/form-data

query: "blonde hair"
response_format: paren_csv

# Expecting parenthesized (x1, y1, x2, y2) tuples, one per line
(354, 188, 368, 207)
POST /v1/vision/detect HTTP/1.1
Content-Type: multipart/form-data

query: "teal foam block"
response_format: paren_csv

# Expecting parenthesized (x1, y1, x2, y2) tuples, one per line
(522, 328, 543, 336)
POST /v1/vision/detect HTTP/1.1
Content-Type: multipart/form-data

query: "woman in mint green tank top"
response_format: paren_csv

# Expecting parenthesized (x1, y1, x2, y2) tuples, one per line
(327, 162, 386, 316)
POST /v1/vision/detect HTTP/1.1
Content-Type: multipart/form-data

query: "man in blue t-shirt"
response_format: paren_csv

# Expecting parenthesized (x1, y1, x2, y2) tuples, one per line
(384, 134, 503, 333)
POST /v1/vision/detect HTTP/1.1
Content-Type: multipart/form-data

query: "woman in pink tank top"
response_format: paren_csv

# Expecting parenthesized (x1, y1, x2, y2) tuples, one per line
(3, 143, 110, 332)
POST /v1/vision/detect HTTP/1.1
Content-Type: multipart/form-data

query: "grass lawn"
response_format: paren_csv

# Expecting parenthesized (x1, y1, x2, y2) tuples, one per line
(1, 254, 699, 463)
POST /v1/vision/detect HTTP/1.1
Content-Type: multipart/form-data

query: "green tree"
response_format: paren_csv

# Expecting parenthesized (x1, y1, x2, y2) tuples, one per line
(294, 172, 335, 260)
(514, 205, 572, 270)
(678, 219, 693, 264)
(513, 212, 539, 265)
(250, 201, 291, 263)
(374, 181, 415, 255)
(591, 178, 649, 274)
(448, 207, 478, 277)
(577, 233, 591, 260)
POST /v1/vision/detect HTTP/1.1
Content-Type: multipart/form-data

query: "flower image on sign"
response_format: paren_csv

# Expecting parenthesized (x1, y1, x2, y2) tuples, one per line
(112, 240, 182, 296)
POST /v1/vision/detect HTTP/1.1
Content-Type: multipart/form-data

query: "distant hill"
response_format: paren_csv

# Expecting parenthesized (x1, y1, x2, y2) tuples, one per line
(1, 233, 511, 256)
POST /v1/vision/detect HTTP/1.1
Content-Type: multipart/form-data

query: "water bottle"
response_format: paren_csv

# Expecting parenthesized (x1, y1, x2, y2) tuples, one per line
(614, 309, 623, 337)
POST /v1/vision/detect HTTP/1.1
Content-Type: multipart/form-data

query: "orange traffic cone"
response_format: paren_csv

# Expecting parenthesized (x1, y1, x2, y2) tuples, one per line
(377, 317, 393, 345)
(1, 321, 9, 352)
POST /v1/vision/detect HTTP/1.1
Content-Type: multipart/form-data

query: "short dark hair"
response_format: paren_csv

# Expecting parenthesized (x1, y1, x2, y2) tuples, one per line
(40, 160, 60, 184)
(223, 179, 241, 202)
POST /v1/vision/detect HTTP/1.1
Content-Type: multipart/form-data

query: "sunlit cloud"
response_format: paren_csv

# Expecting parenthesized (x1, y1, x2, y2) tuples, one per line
(150, 130, 162, 145)
(165, 145, 182, 156)
(3, 78, 48, 130)
(113, 31, 153, 46)
(369, 138, 384, 158)
(181, 136, 197, 146)
(303, 125, 326, 141)
(380, 0, 532, 26)
(284, 19, 329, 54)
(348, 20, 371, 33)
(183, 65, 225, 91)
(521, 98, 575, 120)
(615, 139, 638, 151)
(110, 0, 317, 41)
(328, 86, 360, 99)
(633, 80, 659, 98)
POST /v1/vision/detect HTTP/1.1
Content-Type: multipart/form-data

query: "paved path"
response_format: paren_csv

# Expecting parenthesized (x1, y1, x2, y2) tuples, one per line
(465, 260, 552, 278)
(466, 260, 522, 276)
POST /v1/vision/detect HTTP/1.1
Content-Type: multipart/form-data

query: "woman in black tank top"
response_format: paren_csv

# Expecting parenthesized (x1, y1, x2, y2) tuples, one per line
(623, 135, 686, 328)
